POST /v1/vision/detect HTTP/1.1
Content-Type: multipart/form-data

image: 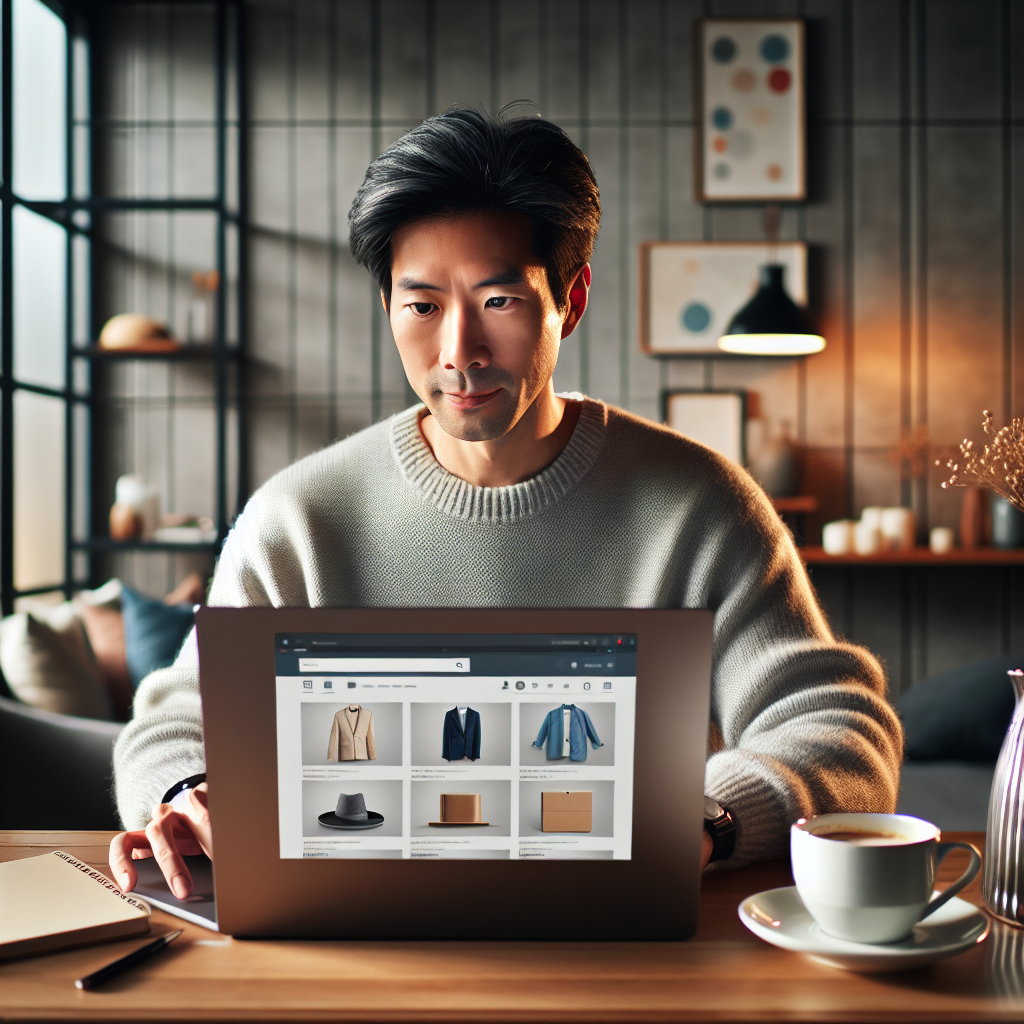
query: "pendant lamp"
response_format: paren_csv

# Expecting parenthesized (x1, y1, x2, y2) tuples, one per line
(718, 264, 825, 356)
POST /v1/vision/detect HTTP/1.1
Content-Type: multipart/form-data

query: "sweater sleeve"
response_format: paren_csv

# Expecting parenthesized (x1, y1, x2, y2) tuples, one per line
(690, 463, 903, 868)
(111, 499, 284, 829)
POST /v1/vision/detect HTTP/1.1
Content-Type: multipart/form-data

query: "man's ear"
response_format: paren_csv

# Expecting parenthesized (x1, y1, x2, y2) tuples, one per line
(561, 264, 591, 340)
(380, 290, 390, 314)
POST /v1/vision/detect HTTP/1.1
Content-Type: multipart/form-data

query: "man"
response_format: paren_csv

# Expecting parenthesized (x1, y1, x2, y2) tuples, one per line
(109, 107, 901, 899)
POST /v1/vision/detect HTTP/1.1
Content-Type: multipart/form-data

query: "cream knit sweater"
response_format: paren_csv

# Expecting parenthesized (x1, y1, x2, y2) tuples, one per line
(113, 398, 902, 865)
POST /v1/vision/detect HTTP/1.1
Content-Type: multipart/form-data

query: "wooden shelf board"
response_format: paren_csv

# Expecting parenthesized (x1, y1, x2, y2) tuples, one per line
(73, 538, 219, 553)
(802, 545, 1024, 565)
(75, 344, 241, 361)
(771, 495, 819, 513)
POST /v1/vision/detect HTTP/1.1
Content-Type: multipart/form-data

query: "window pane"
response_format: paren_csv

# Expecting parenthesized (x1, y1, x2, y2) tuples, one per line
(14, 205, 66, 389)
(72, 232, 90, 346)
(14, 390, 65, 590)
(73, 34, 90, 199)
(13, 0, 67, 200)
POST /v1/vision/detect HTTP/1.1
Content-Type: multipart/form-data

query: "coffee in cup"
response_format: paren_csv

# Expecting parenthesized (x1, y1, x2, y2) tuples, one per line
(790, 812, 981, 944)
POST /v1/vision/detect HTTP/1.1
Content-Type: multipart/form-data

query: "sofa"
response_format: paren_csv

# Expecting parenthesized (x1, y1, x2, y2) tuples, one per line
(0, 694, 123, 828)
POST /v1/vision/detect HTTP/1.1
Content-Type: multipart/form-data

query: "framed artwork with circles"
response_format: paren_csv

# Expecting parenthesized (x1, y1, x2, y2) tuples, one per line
(696, 19, 805, 201)
(638, 241, 807, 357)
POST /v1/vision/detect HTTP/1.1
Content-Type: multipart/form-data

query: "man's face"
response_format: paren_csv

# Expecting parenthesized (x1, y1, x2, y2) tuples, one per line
(387, 210, 567, 441)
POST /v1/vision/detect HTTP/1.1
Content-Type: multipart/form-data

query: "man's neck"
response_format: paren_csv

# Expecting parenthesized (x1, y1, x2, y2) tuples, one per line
(418, 386, 582, 488)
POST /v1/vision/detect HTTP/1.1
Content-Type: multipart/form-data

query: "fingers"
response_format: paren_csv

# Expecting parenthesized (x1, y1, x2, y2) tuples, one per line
(109, 829, 153, 892)
(145, 803, 194, 900)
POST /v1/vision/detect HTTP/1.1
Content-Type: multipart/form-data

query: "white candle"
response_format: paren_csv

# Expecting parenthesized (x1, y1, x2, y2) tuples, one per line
(822, 520, 855, 555)
(880, 507, 915, 551)
(930, 526, 955, 554)
(853, 519, 882, 555)
(860, 507, 884, 533)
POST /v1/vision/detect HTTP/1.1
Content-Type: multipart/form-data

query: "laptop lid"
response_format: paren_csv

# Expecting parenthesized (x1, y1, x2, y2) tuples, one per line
(197, 607, 712, 940)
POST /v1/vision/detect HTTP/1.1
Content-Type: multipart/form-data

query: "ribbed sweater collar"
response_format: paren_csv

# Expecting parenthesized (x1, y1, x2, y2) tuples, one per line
(390, 398, 606, 523)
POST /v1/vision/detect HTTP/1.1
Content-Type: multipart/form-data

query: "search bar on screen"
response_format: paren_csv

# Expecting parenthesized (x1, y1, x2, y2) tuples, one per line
(297, 657, 471, 673)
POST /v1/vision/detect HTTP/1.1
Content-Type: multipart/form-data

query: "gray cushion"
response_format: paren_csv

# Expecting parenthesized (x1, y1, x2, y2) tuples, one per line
(899, 656, 1020, 761)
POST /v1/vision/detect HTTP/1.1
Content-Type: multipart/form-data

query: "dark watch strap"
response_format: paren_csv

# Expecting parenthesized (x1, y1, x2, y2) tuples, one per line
(161, 773, 207, 805)
(703, 797, 736, 863)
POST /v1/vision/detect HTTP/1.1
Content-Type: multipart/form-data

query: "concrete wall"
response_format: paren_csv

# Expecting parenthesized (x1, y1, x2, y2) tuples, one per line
(91, 0, 1024, 693)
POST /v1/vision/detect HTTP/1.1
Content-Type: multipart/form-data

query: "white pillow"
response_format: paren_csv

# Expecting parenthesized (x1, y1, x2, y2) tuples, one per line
(0, 611, 113, 720)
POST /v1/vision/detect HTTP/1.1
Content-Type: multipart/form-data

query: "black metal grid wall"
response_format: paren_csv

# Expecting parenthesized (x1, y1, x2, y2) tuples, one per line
(89, 0, 245, 599)
(92, 0, 1024, 691)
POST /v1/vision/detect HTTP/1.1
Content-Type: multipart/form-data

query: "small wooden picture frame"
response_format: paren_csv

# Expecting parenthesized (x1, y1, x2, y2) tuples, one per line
(639, 241, 807, 357)
(695, 18, 806, 202)
(662, 389, 746, 466)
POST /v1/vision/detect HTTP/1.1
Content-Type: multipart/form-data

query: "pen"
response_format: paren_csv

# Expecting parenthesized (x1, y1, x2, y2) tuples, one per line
(74, 930, 183, 990)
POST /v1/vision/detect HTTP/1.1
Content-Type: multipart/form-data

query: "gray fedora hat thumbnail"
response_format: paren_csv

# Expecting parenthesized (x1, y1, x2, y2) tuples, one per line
(318, 792, 385, 830)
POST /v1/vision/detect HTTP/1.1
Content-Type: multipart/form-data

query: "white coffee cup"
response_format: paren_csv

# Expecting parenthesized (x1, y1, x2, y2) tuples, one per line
(791, 813, 981, 944)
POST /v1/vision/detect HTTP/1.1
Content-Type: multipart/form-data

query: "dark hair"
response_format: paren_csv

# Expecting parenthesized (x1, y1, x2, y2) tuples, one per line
(348, 105, 601, 309)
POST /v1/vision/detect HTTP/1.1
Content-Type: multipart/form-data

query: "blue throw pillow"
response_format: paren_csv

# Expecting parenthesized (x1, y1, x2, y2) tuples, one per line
(121, 586, 195, 689)
(898, 656, 1020, 761)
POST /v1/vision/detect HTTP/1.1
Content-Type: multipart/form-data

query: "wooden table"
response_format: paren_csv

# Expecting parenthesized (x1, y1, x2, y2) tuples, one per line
(3, 830, 1024, 1022)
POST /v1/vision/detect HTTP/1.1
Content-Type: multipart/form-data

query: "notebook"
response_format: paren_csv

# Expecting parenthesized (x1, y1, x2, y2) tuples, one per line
(0, 851, 151, 960)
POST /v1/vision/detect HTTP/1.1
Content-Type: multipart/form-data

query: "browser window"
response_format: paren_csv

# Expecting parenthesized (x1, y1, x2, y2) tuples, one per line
(274, 632, 637, 860)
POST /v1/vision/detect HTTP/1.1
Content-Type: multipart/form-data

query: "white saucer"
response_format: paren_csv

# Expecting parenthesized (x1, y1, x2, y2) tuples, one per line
(738, 886, 989, 973)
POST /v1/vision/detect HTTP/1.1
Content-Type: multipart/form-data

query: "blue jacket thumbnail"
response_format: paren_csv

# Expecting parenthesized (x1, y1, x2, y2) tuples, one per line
(442, 706, 481, 761)
(533, 704, 603, 762)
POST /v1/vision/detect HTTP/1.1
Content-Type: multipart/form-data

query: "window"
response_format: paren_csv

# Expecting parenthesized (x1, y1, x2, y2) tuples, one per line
(0, 0, 88, 606)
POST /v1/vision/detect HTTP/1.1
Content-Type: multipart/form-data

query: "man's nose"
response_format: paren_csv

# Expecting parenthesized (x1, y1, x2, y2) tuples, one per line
(439, 304, 491, 373)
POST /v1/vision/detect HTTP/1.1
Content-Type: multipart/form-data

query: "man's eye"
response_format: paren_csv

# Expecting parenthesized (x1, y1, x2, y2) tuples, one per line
(485, 296, 513, 309)
(411, 303, 435, 315)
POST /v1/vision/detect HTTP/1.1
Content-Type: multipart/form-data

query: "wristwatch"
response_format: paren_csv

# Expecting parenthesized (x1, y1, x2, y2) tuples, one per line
(162, 773, 207, 807)
(703, 796, 736, 863)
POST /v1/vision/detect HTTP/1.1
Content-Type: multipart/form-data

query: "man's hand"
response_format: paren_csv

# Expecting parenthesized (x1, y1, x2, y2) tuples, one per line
(109, 783, 213, 899)
(701, 827, 713, 870)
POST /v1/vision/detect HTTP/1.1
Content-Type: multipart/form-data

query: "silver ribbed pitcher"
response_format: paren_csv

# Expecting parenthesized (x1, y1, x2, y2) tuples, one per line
(983, 668, 1024, 925)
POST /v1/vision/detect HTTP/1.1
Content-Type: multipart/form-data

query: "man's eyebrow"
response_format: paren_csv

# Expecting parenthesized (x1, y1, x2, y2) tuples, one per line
(475, 270, 525, 288)
(395, 277, 443, 291)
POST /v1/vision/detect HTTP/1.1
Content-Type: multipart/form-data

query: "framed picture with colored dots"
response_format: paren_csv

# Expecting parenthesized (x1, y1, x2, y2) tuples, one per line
(696, 19, 805, 201)
(639, 241, 807, 357)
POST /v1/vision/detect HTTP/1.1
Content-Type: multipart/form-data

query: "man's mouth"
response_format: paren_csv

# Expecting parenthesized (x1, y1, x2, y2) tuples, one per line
(442, 388, 502, 411)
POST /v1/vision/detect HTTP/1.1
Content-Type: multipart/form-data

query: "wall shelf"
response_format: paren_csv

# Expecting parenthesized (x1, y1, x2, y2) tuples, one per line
(771, 496, 819, 514)
(76, 344, 242, 362)
(802, 546, 1024, 566)
(51, 0, 248, 607)
(72, 538, 220, 554)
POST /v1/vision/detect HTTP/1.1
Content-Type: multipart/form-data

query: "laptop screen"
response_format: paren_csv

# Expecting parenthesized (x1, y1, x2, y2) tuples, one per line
(274, 632, 637, 860)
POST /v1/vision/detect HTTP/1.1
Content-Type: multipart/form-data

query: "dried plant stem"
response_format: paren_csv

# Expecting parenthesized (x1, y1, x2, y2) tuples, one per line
(939, 411, 1024, 513)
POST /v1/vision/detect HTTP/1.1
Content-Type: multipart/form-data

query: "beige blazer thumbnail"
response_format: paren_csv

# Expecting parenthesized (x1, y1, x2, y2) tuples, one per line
(327, 705, 377, 761)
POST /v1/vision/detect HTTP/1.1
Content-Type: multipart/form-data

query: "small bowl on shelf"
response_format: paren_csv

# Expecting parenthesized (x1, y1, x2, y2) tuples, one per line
(98, 314, 181, 353)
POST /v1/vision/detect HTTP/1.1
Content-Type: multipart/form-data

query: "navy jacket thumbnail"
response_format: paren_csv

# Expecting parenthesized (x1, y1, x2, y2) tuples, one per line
(533, 704, 603, 762)
(442, 706, 481, 761)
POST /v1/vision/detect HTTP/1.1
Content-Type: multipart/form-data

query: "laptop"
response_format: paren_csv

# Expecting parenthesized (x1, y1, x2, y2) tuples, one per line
(140, 606, 713, 940)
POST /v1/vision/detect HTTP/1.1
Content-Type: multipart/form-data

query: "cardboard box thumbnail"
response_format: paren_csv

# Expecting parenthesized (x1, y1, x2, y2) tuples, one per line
(541, 790, 593, 833)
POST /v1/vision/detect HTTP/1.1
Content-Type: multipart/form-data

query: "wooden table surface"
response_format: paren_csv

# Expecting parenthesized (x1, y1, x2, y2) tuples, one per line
(3, 830, 1024, 1022)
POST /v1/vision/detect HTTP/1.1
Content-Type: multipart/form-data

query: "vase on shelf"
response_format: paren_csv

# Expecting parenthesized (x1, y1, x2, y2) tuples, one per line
(747, 418, 800, 498)
(983, 669, 1024, 926)
(993, 497, 1024, 550)
(960, 486, 984, 550)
